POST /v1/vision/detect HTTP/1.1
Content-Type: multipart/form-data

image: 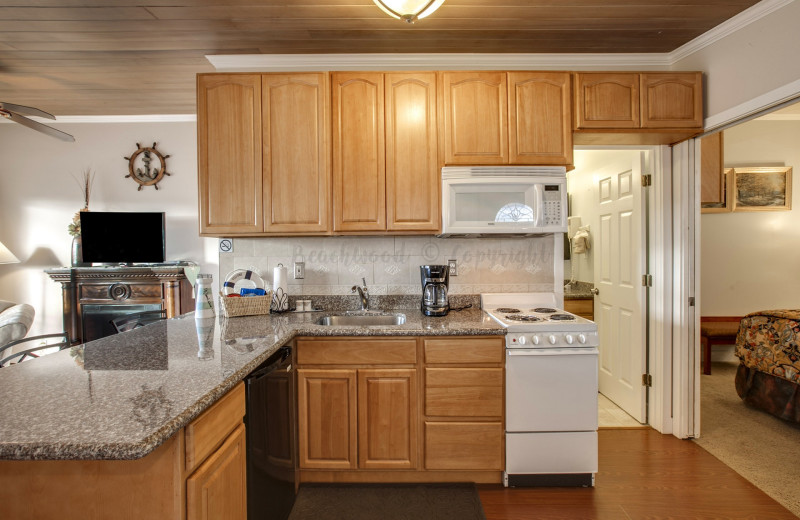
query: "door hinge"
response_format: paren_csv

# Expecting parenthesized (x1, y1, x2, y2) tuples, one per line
(641, 174, 652, 187)
(642, 373, 653, 387)
(689, 296, 696, 307)
(642, 274, 653, 287)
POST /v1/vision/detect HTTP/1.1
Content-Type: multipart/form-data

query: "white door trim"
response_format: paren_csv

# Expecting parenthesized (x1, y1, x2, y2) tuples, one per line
(574, 144, 674, 433)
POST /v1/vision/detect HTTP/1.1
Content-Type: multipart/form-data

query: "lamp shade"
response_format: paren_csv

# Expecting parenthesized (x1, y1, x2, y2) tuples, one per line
(373, 0, 445, 23)
(0, 241, 20, 264)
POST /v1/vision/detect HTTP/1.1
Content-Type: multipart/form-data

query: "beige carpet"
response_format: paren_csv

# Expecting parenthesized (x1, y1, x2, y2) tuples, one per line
(695, 361, 800, 517)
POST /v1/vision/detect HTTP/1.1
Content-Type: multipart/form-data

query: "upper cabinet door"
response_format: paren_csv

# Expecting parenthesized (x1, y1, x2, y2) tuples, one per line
(442, 72, 508, 165)
(640, 72, 703, 129)
(332, 72, 386, 232)
(262, 73, 330, 234)
(385, 72, 440, 232)
(574, 73, 640, 129)
(508, 71, 573, 166)
(197, 74, 263, 234)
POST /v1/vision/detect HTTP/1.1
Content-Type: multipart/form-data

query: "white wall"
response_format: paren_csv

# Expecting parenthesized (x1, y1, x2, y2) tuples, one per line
(700, 118, 800, 315)
(673, 0, 800, 124)
(0, 121, 217, 336)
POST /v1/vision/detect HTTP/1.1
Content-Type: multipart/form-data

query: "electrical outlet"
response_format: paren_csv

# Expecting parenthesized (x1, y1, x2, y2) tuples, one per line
(448, 259, 458, 276)
(294, 261, 305, 279)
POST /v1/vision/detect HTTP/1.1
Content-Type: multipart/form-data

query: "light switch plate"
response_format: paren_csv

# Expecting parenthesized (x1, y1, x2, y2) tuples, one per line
(294, 261, 305, 279)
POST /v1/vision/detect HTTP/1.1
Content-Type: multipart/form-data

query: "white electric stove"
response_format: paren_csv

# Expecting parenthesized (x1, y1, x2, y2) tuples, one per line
(481, 293, 599, 488)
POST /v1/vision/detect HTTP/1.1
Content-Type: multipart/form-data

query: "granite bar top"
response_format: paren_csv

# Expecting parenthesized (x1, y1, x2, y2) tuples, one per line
(0, 304, 503, 461)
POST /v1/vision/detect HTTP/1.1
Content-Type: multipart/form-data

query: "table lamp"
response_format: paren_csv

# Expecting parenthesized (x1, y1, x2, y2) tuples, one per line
(0, 240, 20, 264)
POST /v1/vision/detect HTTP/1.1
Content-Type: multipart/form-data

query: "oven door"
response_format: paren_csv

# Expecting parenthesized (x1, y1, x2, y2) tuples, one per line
(506, 347, 598, 432)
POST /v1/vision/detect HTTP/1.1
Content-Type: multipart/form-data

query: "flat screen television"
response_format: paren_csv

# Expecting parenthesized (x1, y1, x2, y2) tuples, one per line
(80, 211, 166, 264)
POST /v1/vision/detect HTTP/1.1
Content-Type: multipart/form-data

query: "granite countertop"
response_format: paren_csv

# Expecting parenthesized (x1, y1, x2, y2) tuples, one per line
(0, 303, 503, 461)
(564, 281, 594, 299)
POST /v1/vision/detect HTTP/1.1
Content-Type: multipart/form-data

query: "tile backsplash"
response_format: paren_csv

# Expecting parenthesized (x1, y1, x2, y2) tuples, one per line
(218, 235, 555, 296)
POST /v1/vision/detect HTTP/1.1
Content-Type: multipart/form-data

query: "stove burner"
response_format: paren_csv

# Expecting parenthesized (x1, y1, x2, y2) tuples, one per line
(532, 307, 557, 314)
(495, 307, 521, 314)
(549, 313, 576, 321)
(504, 314, 543, 322)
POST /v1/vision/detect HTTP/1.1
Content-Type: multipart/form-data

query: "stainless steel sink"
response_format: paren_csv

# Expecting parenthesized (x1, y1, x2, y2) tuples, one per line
(315, 313, 406, 326)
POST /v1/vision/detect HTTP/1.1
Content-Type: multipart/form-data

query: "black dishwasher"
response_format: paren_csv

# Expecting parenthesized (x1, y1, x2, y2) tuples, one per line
(245, 345, 297, 520)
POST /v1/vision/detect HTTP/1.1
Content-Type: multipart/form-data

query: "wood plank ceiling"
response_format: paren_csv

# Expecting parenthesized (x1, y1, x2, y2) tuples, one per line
(0, 0, 761, 116)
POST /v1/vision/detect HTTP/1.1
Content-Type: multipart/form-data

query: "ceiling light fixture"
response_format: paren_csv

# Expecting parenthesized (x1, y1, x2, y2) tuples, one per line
(373, 0, 445, 24)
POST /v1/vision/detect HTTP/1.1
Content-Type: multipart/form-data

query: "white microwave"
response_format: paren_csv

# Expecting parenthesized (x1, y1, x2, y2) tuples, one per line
(439, 166, 568, 237)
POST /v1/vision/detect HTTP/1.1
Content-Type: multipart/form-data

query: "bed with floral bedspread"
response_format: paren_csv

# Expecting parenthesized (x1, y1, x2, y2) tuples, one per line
(734, 310, 800, 422)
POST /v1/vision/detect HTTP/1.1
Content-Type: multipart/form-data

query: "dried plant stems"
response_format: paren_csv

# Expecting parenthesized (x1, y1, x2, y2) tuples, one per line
(72, 169, 95, 210)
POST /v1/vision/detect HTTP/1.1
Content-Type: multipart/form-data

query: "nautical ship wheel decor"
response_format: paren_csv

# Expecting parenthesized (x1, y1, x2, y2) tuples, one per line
(124, 142, 171, 190)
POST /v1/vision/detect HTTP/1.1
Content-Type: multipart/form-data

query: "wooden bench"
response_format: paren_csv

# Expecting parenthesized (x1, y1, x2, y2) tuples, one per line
(700, 317, 742, 375)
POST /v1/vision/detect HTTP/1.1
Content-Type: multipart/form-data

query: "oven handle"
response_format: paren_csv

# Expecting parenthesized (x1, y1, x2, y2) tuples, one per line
(507, 347, 599, 356)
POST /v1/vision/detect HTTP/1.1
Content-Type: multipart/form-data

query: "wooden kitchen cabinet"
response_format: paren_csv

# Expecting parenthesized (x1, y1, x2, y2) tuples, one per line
(441, 71, 508, 165)
(296, 338, 417, 471)
(573, 71, 703, 143)
(198, 74, 263, 234)
(508, 71, 573, 165)
(332, 71, 440, 233)
(358, 368, 418, 469)
(422, 337, 504, 472)
(186, 423, 247, 520)
(565, 298, 594, 321)
(385, 72, 440, 231)
(0, 382, 247, 520)
(442, 71, 572, 166)
(700, 131, 725, 205)
(297, 368, 358, 469)
(198, 72, 330, 236)
(296, 336, 503, 482)
(262, 73, 330, 233)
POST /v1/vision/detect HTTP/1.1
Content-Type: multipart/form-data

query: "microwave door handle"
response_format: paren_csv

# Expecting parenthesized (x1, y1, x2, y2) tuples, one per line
(533, 183, 544, 227)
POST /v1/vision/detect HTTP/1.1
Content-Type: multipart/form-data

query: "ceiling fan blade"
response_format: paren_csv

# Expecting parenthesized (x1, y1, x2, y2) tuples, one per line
(0, 101, 55, 120)
(7, 112, 75, 142)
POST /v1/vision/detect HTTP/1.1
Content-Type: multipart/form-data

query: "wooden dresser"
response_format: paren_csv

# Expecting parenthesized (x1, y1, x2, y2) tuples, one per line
(46, 266, 194, 345)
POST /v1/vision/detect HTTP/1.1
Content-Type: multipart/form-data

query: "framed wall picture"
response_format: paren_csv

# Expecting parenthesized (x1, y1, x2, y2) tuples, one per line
(732, 166, 792, 212)
(701, 168, 733, 213)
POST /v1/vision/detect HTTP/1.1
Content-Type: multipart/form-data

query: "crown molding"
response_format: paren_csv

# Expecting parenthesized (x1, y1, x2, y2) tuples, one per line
(205, 52, 672, 71)
(667, 0, 794, 63)
(0, 114, 196, 124)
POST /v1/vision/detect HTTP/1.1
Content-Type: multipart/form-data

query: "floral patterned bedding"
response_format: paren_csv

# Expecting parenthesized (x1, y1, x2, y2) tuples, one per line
(735, 310, 800, 384)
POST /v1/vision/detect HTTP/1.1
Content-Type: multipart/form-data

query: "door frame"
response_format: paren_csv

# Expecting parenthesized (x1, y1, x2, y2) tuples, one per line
(574, 145, 674, 433)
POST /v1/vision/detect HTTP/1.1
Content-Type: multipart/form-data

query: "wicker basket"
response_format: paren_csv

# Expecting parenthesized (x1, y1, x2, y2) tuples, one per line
(219, 290, 273, 317)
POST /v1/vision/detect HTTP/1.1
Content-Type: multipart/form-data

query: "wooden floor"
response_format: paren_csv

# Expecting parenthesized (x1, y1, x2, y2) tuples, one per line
(479, 429, 797, 519)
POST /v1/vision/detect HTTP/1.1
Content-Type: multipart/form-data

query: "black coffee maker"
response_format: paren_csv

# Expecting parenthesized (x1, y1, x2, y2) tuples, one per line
(420, 265, 450, 316)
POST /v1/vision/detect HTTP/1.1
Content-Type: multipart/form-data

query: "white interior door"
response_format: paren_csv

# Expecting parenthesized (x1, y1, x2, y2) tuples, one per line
(593, 152, 647, 423)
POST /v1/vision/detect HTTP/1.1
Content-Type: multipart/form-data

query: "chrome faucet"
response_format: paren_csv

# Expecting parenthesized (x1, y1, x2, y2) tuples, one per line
(351, 277, 370, 311)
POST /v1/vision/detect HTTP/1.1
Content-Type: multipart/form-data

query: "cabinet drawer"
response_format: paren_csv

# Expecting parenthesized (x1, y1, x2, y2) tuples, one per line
(79, 283, 162, 302)
(425, 422, 504, 470)
(185, 382, 246, 474)
(423, 337, 504, 364)
(296, 338, 417, 365)
(425, 368, 503, 417)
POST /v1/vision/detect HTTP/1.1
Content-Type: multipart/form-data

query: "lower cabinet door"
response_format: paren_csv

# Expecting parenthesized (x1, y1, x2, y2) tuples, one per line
(358, 368, 418, 469)
(297, 368, 358, 469)
(186, 423, 247, 520)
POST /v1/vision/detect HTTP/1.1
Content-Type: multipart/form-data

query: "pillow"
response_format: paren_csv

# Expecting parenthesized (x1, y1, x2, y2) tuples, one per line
(0, 302, 35, 348)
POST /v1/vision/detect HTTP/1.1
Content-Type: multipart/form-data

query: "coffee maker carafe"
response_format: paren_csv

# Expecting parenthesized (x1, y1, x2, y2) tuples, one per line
(420, 265, 450, 316)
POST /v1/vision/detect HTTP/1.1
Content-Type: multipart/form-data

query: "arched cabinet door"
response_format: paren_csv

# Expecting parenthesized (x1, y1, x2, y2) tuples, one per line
(441, 71, 508, 165)
(640, 72, 703, 129)
(509, 71, 573, 165)
(574, 72, 640, 129)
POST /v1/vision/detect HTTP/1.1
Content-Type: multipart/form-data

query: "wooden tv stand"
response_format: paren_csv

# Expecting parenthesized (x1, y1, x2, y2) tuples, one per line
(46, 266, 195, 345)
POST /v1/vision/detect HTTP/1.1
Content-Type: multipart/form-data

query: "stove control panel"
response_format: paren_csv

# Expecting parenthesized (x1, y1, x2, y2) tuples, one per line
(507, 331, 598, 348)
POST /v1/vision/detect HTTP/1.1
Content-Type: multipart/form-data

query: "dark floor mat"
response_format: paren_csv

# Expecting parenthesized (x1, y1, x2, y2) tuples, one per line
(287, 483, 487, 520)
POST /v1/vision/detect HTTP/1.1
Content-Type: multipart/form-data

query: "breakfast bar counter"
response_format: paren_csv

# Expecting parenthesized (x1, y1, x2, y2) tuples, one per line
(0, 307, 504, 461)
